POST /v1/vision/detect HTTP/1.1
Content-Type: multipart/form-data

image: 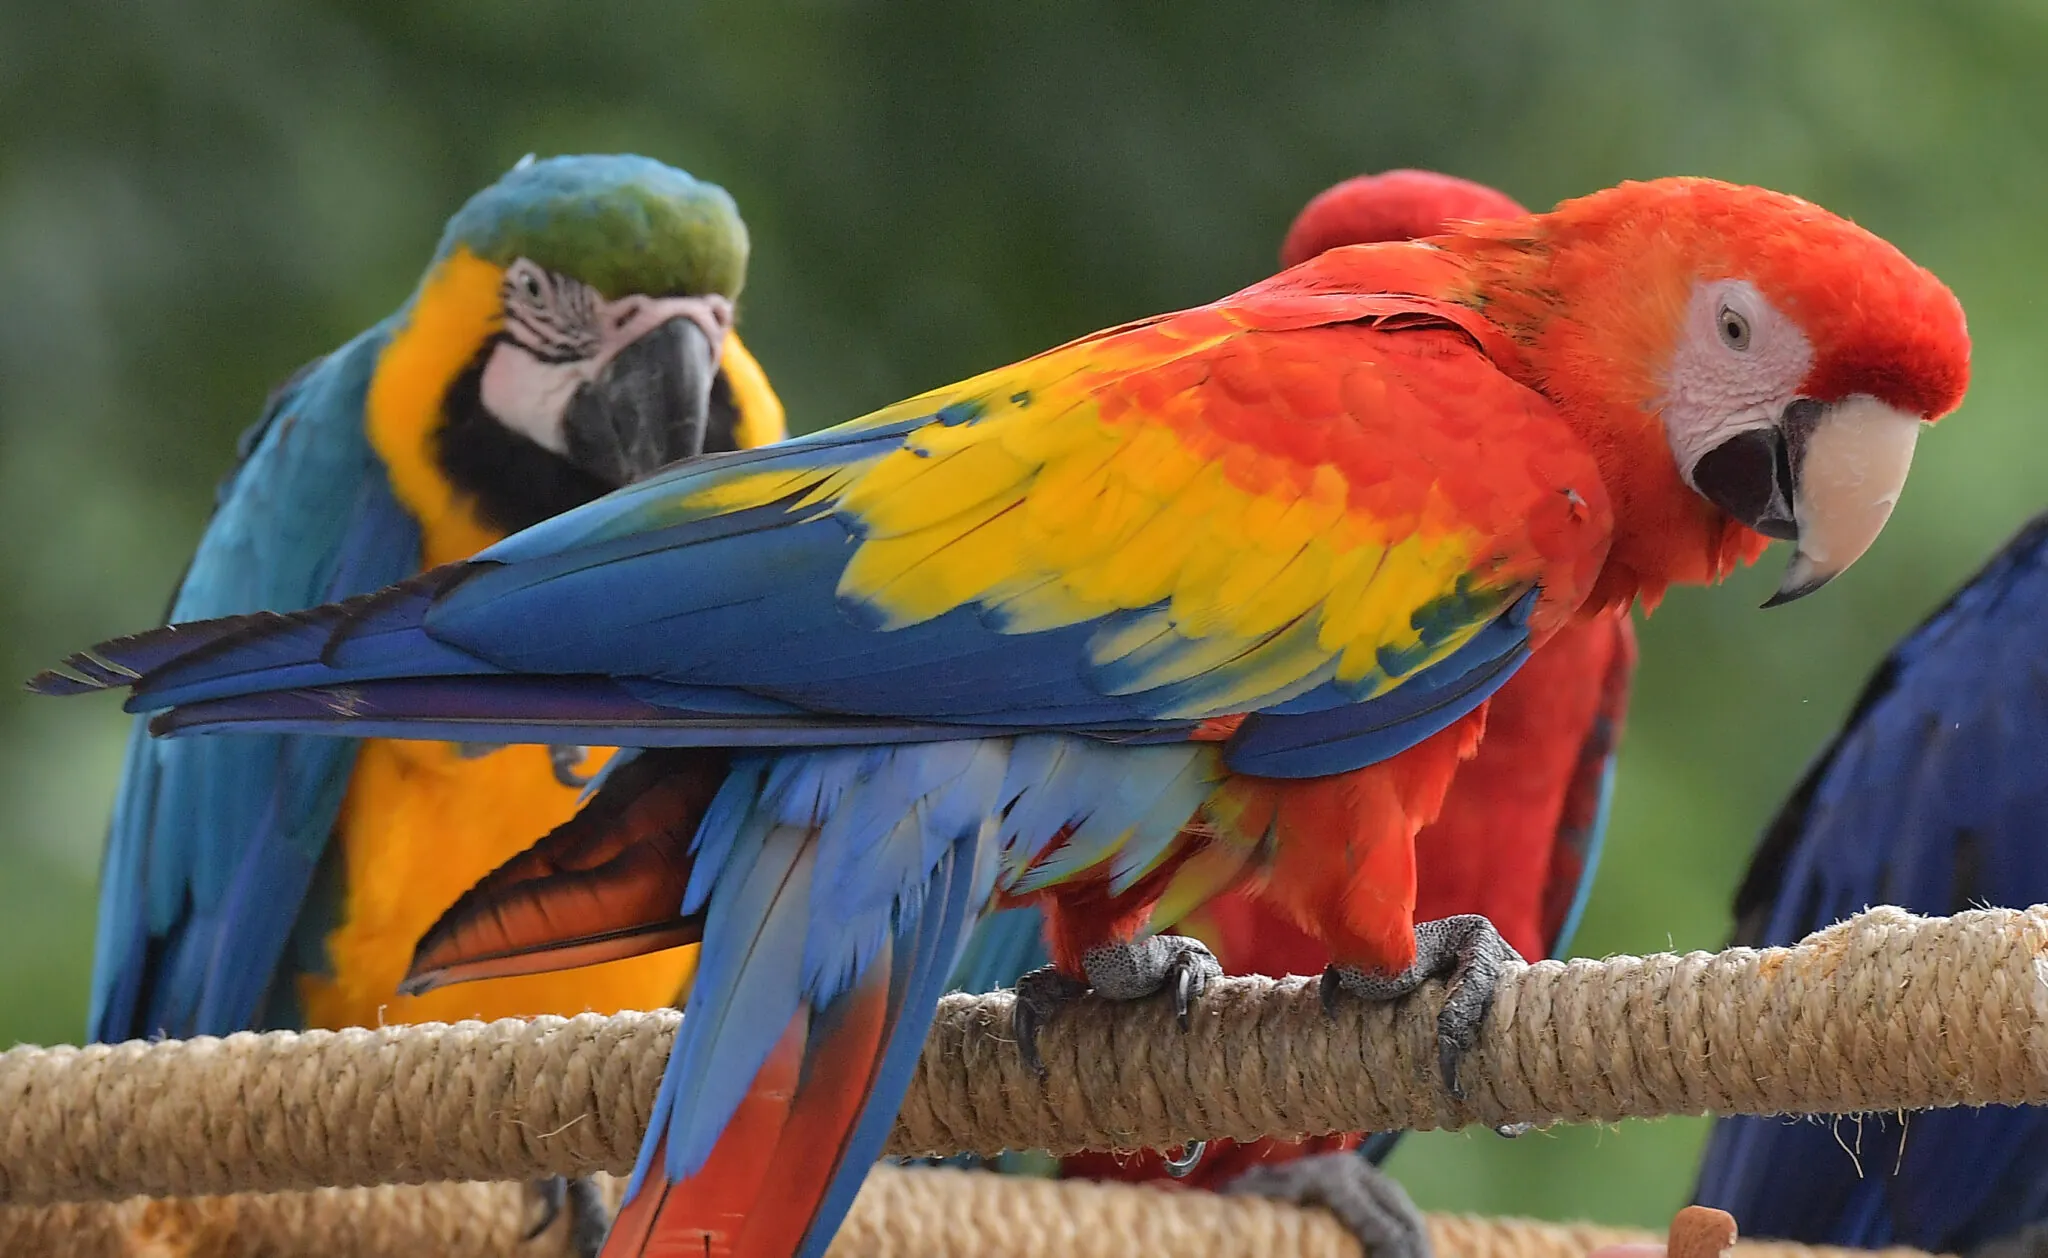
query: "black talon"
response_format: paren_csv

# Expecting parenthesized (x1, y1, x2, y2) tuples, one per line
(1173, 959, 1201, 1030)
(549, 744, 594, 789)
(1011, 964, 1088, 1078)
(525, 1173, 611, 1256)
(1323, 914, 1524, 1099)
(525, 1175, 567, 1242)
(1319, 963, 1347, 1018)
(1162, 1140, 1208, 1178)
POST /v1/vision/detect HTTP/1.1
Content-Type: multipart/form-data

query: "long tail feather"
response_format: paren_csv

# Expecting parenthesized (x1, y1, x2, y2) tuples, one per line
(403, 749, 725, 995)
(605, 745, 1001, 1258)
(144, 676, 1053, 748)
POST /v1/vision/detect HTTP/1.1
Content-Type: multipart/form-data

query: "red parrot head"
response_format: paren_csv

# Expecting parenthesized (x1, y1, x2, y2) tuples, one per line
(1464, 177, 1970, 606)
(1280, 168, 1527, 266)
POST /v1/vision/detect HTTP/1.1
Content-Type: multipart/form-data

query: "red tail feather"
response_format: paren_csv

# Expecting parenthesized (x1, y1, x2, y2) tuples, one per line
(602, 968, 898, 1258)
(404, 750, 727, 993)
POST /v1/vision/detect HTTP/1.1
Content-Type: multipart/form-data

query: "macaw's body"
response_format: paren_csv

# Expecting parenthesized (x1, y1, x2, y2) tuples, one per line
(41, 177, 1971, 1258)
(1692, 514, 2048, 1254)
(83, 153, 783, 1249)
(958, 171, 1638, 1202)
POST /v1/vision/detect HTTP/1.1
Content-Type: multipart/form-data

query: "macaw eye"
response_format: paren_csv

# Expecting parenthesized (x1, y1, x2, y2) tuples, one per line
(1718, 305, 1752, 352)
(519, 270, 546, 302)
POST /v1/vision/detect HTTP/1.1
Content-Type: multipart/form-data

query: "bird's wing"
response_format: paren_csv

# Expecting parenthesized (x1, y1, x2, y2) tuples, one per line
(46, 278, 1610, 784)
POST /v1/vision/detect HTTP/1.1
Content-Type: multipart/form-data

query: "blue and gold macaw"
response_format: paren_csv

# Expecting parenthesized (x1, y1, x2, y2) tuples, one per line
(1692, 513, 2048, 1255)
(82, 152, 783, 1248)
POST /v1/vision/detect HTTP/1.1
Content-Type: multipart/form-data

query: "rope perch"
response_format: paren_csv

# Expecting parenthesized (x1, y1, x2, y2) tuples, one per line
(0, 1168, 1945, 1258)
(4, 905, 2046, 1207)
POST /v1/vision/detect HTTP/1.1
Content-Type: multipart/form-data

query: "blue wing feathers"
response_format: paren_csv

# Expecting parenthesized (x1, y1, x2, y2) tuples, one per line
(633, 742, 1007, 1250)
(802, 835, 989, 1258)
(1223, 590, 1536, 778)
(1694, 513, 2048, 1250)
(44, 404, 1541, 784)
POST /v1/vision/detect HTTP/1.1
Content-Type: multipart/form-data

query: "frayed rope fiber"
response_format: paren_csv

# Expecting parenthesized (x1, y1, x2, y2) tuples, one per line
(2, 906, 2044, 1209)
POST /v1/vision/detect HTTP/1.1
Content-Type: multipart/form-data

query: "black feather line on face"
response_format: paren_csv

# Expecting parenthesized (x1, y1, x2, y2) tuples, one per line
(435, 338, 743, 536)
(434, 339, 615, 536)
(702, 369, 742, 455)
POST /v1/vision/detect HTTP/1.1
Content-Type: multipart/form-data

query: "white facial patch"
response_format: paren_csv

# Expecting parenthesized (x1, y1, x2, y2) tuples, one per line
(1659, 278, 1815, 486)
(478, 342, 585, 455)
(474, 257, 735, 456)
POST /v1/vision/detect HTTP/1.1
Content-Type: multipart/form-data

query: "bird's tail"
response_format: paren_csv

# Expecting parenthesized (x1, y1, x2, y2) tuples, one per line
(603, 744, 1003, 1258)
(401, 749, 724, 995)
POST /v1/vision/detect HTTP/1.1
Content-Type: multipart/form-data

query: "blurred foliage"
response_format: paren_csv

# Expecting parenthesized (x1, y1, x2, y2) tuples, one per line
(3, 0, 2044, 1228)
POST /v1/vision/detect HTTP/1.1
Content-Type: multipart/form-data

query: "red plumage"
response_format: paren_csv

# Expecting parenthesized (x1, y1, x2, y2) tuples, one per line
(1051, 169, 1637, 1192)
(1281, 170, 1526, 270)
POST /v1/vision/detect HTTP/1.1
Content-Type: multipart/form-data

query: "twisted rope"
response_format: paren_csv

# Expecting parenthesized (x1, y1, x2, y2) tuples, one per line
(3, 906, 2044, 1208)
(0, 1168, 1944, 1258)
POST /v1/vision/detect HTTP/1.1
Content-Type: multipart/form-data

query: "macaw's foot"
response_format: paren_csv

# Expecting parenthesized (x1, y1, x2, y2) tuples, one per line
(1322, 913, 1522, 1099)
(524, 1174, 611, 1258)
(454, 741, 591, 786)
(1010, 934, 1222, 1077)
(548, 744, 595, 788)
(1224, 1150, 1433, 1258)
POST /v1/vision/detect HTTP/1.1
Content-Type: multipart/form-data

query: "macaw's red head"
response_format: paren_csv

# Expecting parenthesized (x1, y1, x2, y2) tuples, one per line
(1280, 168, 1527, 265)
(1456, 176, 1970, 607)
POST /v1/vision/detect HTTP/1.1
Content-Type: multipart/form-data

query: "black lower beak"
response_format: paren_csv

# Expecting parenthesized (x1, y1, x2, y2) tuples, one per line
(1691, 423, 1800, 542)
(561, 317, 719, 486)
(1691, 399, 1864, 609)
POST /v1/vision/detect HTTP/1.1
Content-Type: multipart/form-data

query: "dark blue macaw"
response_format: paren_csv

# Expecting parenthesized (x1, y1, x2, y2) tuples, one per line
(1693, 512, 2048, 1253)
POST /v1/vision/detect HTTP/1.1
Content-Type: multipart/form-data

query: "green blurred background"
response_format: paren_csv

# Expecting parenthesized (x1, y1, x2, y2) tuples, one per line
(2, 0, 2042, 1228)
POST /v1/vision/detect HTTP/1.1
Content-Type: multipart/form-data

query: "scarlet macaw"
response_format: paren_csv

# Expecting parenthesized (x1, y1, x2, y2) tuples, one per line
(81, 153, 783, 1250)
(37, 176, 1970, 1258)
(1691, 513, 2048, 1253)
(945, 171, 1638, 1257)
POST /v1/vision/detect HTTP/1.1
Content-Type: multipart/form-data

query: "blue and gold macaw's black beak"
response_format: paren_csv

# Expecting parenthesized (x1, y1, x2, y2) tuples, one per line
(564, 294, 733, 486)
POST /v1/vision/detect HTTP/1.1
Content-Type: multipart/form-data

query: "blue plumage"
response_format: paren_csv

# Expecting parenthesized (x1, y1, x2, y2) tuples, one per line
(615, 735, 1213, 1258)
(88, 325, 418, 1041)
(76, 151, 764, 1048)
(1692, 513, 2048, 1251)
(60, 409, 1536, 784)
(948, 906, 1054, 997)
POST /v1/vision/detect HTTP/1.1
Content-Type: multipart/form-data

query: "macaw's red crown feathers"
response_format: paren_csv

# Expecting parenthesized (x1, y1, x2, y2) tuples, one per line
(1280, 169, 1528, 268)
(1542, 178, 1971, 423)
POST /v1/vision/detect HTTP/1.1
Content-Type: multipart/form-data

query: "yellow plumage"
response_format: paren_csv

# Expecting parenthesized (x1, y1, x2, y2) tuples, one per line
(306, 250, 786, 1031)
(304, 739, 699, 1027)
(670, 333, 1495, 721)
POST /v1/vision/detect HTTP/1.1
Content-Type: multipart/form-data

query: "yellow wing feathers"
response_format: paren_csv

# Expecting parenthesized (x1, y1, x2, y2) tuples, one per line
(669, 313, 1593, 721)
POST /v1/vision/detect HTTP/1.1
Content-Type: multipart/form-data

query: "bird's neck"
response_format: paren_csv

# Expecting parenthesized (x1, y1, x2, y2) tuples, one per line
(1447, 234, 1768, 614)
(366, 251, 513, 570)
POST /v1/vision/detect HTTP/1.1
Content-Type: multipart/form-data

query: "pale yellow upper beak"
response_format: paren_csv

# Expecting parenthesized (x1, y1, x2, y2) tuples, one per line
(1764, 396, 1923, 606)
